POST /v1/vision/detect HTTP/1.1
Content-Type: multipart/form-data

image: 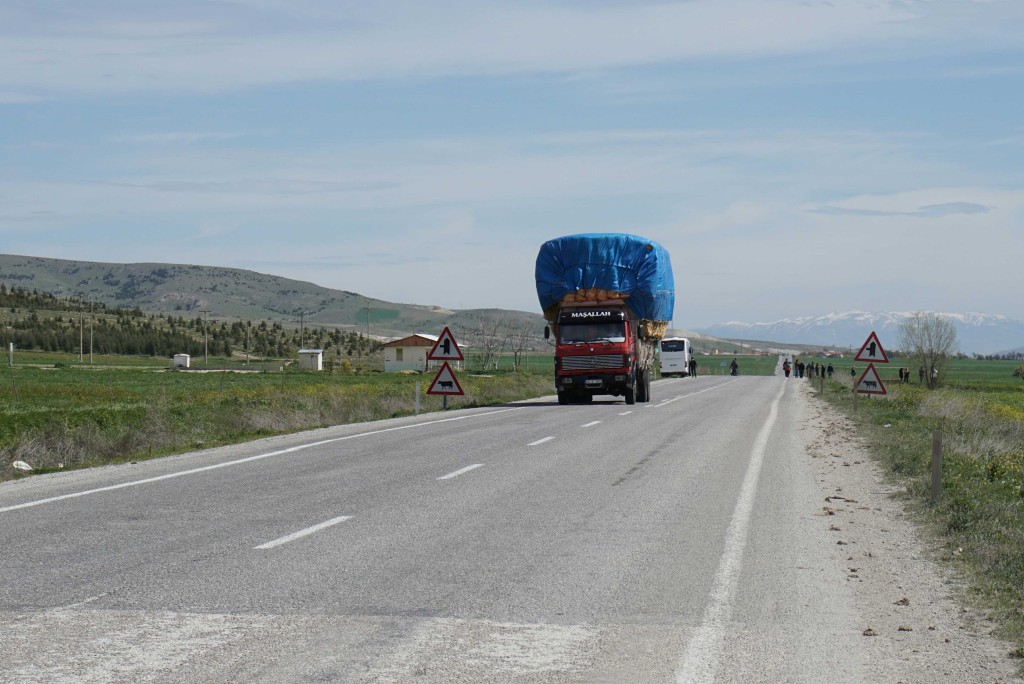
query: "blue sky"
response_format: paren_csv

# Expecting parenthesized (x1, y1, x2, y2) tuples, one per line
(2, 0, 1022, 328)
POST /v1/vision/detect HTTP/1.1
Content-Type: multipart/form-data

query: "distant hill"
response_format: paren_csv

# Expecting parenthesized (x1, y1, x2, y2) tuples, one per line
(696, 311, 1024, 356)
(0, 254, 543, 339)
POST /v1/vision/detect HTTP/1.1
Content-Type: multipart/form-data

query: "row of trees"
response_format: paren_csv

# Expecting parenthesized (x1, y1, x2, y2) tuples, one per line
(1, 284, 123, 315)
(457, 314, 540, 370)
(897, 311, 1024, 384)
(1, 287, 380, 359)
(975, 352, 1024, 361)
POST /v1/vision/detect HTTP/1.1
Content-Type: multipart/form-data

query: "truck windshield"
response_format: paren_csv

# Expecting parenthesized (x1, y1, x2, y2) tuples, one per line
(559, 322, 626, 344)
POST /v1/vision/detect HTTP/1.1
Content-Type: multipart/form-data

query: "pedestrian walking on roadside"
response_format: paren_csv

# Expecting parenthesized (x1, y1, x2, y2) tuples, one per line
(688, 357, 697, 377)
(827, 363, 834, 378)
(783, 358, 791, 377)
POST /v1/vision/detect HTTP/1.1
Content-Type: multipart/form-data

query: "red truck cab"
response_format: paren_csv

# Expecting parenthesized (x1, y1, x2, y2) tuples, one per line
(547, 304, 646, 405)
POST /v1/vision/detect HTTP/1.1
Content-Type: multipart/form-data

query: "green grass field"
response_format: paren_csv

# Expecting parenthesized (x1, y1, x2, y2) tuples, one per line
(0, 359, 555, 479)
(686, 354, 778, 376)
(790, 356, 1024, 388)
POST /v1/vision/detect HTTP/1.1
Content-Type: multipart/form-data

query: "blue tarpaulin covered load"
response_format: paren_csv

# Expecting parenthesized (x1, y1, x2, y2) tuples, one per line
(535, 233, 675, 323)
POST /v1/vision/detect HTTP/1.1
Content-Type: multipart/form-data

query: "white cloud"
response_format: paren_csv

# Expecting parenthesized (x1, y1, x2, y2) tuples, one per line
(111, 131, 251, 145)
(0, 126, 987, 230)
(1, 1, 992, 94)
(0, 92, 45, 104)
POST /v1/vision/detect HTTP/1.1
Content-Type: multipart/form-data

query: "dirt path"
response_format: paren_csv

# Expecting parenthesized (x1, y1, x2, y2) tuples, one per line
(798, 382, 1022, 683)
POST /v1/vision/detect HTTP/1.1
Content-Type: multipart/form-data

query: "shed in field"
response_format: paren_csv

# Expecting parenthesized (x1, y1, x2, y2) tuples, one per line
(382, 334, 444, 372)
(297, 349, 324, 371)
(173, 354, 190, 369)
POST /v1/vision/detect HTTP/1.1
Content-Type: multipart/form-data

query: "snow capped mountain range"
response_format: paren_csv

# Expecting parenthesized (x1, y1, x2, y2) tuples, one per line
(695, 311, 1024, 356)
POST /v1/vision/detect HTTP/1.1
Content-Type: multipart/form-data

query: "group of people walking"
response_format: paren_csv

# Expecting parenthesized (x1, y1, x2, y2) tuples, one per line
(780, 359, 935, 385)
(782, 358, 833, 379)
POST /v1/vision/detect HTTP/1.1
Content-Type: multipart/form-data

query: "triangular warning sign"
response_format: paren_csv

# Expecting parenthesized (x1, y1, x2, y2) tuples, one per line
(427, 362, 464, 395)
(854, 331, 889, 363)
(427, 327, 464, 361)
(855, 364, 888, 395)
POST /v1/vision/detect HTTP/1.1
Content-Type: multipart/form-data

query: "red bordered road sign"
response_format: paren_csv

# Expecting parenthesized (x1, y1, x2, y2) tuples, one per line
(855, 364, 887, 395)
(427, 326, 464, 361)
(854, 331, 889, 364)
(427, 362, 464, 396)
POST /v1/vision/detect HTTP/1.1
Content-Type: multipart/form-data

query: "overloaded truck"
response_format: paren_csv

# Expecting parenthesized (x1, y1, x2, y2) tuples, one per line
(535, 233, 675, 405)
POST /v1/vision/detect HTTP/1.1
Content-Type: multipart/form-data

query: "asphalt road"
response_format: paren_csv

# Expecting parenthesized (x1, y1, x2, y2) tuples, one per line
(1, 375, 881, 682)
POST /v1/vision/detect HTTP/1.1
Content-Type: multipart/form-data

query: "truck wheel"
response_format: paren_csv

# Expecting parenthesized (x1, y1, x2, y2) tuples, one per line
(637, 369, 648, 402)
(557, 390, 568, 405)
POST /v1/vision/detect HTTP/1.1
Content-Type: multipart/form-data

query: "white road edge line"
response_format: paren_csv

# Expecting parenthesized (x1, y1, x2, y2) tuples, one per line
(438, 464, 484, 480)
(618, 411, 633, 416)
(528, 436, 554, 446)
(62, 593, 111, 610)
(581, 421, 601, 428)
(0, 407, 523, 515)
(675, 379, 787, 684)
(256, 515, 353, 550)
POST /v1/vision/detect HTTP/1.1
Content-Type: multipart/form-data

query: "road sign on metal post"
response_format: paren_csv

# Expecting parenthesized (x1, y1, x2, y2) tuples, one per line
(854, 331, 889, 364)
(427, 327, 464, 362)
(427, 362, 464, 396)
(855, 364, 887, 395)
(855, 332, 889, 396)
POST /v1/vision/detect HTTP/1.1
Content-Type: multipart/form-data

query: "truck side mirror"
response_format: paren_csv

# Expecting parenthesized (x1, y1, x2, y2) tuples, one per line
(544, 326, 550, 340)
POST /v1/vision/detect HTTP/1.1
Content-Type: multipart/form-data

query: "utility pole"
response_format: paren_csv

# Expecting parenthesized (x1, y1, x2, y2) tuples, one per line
(205, 309, 210, 364)
(299, 311, 305, 350)
(79, 307, 84, 362)
(89, 303, 93, 365)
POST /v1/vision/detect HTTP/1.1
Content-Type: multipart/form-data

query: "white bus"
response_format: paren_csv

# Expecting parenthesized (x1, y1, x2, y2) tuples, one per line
(659, 337, 692, 377)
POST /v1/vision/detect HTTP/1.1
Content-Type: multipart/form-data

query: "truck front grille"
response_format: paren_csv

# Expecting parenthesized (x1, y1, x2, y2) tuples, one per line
(561, 354, 624, 371)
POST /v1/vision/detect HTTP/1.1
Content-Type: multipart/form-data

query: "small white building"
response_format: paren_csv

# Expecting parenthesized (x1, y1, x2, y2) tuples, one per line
(297, 349, 324, 371)
(383, 334, 441, 372)
(173, 354, 190, 369)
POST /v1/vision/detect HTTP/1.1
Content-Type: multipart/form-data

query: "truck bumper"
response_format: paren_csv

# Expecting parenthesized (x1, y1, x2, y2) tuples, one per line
(556, 371, 632, 394)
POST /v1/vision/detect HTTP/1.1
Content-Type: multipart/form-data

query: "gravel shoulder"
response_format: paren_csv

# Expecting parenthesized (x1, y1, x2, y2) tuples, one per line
(797, 381, 1022, 684)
